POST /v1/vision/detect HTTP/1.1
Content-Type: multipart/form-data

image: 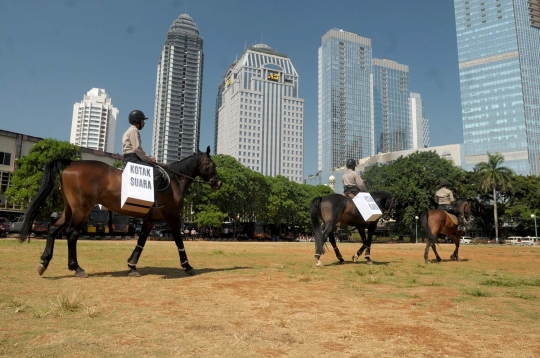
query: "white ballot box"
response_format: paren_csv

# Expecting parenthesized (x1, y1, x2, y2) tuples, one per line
(352, 192, 382, 222)
(121, 163, 154, 214)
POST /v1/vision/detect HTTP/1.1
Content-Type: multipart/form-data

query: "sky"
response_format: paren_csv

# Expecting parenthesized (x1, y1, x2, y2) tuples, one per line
(0, 0, 463, 176)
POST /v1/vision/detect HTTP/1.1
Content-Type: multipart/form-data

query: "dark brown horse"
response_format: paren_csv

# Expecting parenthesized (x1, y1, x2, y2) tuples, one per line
(420, 199, 471, 264)
(310, 191, 395, 266)
(19, 147, 221, 277)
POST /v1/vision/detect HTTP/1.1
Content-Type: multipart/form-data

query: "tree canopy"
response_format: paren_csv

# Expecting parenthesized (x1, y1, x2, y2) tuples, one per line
(5, 139, 81, 214)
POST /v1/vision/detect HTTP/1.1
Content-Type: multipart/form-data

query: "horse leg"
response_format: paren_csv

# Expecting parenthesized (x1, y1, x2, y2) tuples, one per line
(126, 220, 154, 277)
(431, 242, 442, 262)
(66, 211, 89, 278)
(169, 221, 196, 275)
(363, 224, 376, 265)
(328, 232, 345, 264)
(315, 224, 333, 267)
(450, 236, 461, 261)
(424, 241, 431, 264)
(37, 202, 71, 276)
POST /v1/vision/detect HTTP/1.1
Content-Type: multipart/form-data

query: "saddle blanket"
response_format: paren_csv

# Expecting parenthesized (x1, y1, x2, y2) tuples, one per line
(445, 212, 458, 225)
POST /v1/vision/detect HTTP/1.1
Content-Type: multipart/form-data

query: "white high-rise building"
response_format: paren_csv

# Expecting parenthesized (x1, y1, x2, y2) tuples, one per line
(215, 44, 304, 183)
(70, 88, 118, 152)
(409, 92, 430, 149)
(152, 13, 204, 163)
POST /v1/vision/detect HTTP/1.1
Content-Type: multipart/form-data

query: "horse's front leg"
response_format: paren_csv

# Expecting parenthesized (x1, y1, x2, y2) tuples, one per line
(328, 232, 345, 264)
(173, 229, 196, 275)
(127, 220, 154, 277)
(450, 237, 461, 261)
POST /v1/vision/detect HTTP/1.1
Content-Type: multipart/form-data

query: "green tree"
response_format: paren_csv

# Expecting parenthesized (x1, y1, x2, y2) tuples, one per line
(474, 152, 514, 239)
(5, 139, 81, 214)
(113, 159, 123, 169)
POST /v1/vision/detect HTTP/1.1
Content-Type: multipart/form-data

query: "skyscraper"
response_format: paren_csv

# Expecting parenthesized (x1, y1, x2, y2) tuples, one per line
(454, 0, 540, 175)
(70, 88, 118, 152)
(318, 29, 374, 176)
(152, 13, 204, 164)
(409, 92, 430, 149)
(215, 44, 304, 183)
(373, 58, 410, 154)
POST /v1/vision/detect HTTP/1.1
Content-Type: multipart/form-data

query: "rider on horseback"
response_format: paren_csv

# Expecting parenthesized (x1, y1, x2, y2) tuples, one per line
(342, 159, 367, 198)
(435, 179, 466, 231)
(122, 110, 163, 195)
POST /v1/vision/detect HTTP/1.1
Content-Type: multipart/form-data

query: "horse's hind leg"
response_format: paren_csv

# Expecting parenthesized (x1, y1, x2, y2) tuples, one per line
(37, 213, 66, 276)
(328, 232, 345, 264)
(127, 220, 154, 277)
(314, 224, 334, 267)
(169, 220, 196, 275)
(424, 241, 431, 264)
(66, 210, 90, 278)
(431, 242, 442, 262)
(37, 209, 70, 276)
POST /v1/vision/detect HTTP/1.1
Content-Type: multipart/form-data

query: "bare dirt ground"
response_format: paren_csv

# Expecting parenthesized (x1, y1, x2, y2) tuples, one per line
(1, 238, 540, 357)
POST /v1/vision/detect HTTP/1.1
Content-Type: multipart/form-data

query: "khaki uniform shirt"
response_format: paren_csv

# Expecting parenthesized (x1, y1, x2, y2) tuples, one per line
(122, 125, 152, 163)
(435, 187, 455, 205)
(342, 169, 367, 192)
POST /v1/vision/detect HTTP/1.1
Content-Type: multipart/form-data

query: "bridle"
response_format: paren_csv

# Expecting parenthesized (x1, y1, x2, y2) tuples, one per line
(156, 154, 220, 186)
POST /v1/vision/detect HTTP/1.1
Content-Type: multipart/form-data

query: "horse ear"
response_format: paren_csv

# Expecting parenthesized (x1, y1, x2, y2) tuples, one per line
(206, 146, 211, 156)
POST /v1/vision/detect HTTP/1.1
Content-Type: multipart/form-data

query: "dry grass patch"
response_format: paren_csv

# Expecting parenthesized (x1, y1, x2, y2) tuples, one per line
(2, 239, 540, 357)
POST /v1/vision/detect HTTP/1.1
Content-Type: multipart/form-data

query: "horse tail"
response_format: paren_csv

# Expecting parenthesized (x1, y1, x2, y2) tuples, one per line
(420, 211, 437, 243)
(19, 159, 72, 242)
(310, 196, 325, 254)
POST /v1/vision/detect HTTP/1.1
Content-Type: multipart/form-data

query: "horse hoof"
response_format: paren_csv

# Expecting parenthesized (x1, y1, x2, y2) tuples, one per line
(315, 260, 324, 267)
(37, 263, 46, 276)
(366, 260, 373, 265)
(74, 269, 88, 278)
(456, 258, 461, 262)
(437, 259, 442, 263)
(352, 255, 359, 263)
(450, 255, 456, 261)
(185, 268, 197, 276)
(128, 270, 141, 277)
(425, 260, 430, 264)
(339, 258, 345, 264)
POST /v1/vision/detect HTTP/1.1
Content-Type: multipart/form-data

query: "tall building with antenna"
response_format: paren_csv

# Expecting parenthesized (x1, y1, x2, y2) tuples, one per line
(152, 14, 204, 163)
(215, 43, 305, 183)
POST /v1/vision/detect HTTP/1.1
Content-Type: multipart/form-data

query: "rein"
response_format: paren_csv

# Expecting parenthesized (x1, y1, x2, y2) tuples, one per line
(156, 162, 215, 186)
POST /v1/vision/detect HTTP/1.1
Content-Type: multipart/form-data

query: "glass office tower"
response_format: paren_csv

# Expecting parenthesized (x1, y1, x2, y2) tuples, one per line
(454, 0, 540, 175)
(318, 29, 373, 176)
(373, 59, 410, 154)
(152, 14, 204, 163)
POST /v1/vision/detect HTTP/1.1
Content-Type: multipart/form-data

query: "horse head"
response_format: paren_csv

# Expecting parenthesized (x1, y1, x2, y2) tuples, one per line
(197, 146, 222, 190)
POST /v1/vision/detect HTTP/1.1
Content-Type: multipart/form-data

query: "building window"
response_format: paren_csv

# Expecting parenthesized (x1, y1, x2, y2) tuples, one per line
(0, 152, 11, 166)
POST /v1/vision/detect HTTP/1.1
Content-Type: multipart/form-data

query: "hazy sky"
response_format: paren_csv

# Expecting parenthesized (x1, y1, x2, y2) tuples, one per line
(0, 0, 462, 176)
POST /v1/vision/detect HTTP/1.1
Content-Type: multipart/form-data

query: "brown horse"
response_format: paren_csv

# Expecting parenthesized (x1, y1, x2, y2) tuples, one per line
(19, 147, 221, 277)
(420, 199, 471, 264)
(310, 191, 395, 266)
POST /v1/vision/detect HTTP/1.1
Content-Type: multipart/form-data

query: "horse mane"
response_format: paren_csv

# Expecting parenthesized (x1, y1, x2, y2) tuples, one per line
(163, 151, 203, 176)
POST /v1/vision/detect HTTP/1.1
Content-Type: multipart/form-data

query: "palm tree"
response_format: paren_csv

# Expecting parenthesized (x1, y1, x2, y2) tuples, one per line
(474, 153, 514, 240)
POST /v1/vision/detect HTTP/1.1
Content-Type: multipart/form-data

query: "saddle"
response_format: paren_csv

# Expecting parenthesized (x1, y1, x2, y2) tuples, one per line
(444, 211, 459, 226)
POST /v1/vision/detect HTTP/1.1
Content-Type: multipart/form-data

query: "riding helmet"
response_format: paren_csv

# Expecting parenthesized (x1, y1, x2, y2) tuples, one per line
(440, 179, 449, 187)
(128, 110, 148, 125)
(346, 159, 356, 167)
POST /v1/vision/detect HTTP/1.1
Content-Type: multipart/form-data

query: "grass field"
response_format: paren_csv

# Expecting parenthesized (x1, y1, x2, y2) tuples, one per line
(1, 238, 540, 357)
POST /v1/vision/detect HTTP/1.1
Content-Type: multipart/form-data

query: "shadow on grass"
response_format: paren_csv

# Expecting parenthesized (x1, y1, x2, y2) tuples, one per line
(43, 266, 253, 280)
(327, 260, 392, 266)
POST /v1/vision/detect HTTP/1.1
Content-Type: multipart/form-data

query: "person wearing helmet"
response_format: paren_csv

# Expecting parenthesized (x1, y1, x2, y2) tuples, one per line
(122, 110, 156, 165)
(122, 110, 165, 206)
(342, 159, 367, 198)
(435, 179, 465, 230)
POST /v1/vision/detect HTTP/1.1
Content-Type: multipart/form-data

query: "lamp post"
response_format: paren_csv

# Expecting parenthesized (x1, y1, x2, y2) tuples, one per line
(415, 216, 419, 244)
(531, 214, 538, 240)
